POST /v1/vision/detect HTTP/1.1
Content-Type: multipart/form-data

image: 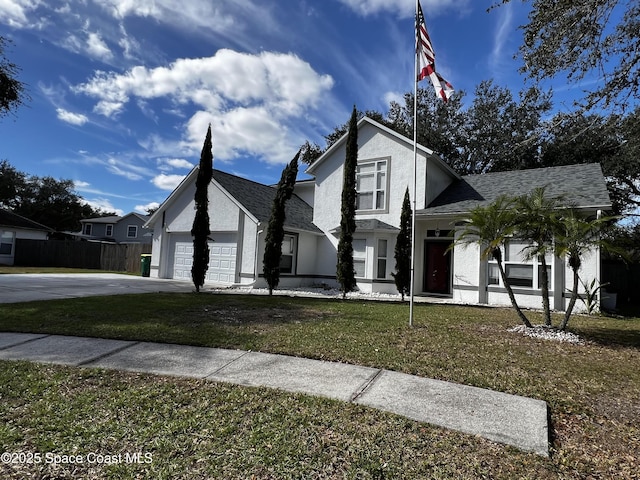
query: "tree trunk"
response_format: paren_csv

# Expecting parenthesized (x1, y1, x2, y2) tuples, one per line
(497, 259, 532, 328)
(560, 267, 580, 331)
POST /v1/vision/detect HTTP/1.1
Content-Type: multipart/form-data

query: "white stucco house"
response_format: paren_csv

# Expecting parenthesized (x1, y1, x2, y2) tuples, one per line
(0, 209, 53, 266)
(145, 117, 612, 311)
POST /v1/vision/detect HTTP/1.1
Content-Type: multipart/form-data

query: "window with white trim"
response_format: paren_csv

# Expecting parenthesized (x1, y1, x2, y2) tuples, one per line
(377, 239, 387, 279)
(127, 225, 138, 238)
(356, 159, 387, 211)
(353, 239, 366, 278)
(488, 239, 552, 289)
(279, 234, 297, 274)
(106, 224, 114, 237)
(83, 223, 92, 235)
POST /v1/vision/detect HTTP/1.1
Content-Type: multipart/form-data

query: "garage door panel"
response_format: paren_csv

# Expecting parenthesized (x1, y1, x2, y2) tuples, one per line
(172, 234, 236, 285)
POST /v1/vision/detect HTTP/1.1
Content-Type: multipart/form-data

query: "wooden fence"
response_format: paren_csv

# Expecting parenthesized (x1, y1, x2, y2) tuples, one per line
(15, 239, 152, 274)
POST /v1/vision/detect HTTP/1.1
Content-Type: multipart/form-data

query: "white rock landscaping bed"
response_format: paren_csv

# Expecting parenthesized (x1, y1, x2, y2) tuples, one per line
(507, 325, 584, 344)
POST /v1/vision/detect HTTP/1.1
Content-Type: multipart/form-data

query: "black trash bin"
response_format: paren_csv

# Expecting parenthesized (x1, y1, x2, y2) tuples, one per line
(140, 254, 151, 277)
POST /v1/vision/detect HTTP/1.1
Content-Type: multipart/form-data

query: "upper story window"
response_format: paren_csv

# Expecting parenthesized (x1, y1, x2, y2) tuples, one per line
(356, 159, 388, 211)
(127, 225, 138, 238)
(106, 224, 114, 237)
(83, 223, 92, 235)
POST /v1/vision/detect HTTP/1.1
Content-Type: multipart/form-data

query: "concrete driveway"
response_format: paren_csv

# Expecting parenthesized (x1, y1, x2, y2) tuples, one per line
(0, 273, 194, 304)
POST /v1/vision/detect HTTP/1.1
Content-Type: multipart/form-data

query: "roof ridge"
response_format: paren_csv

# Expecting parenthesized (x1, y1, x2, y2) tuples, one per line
(213, 169, 276, 191)
(462, 162, 600, 179)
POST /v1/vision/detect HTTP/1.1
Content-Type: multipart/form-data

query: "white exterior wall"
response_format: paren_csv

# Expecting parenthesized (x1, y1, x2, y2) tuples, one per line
(239, 219, 258, 285)
(312, 124, 442, 234)
(149, 181, 244, 279)
(293, 182, 315, 207)
(452, 236, 481, 305)
(449, 238, 602, 313)
(310, 123, 455, 291)
(563, 245, 600, 313)
(296, 232, 318, 275)
(149, 229, 162, 278)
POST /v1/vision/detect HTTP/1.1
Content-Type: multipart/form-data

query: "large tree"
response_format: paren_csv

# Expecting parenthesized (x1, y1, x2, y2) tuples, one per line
(460, 81, 551, 173)
(0, 159, 26, 210)
(387, 87, 466, 171)
(499, 0, 639, 111)
(1, 36, 28, 119)
(336, 106, 358, 298)
(17, 176, 96, 232)
(263, 150, 300, 295)
(1, 160, 101, 232)
(540, 109, 640, 215)
(191, 125, 214, 293)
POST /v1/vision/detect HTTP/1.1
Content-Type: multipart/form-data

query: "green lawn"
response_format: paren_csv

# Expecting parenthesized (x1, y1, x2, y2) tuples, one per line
(1, 293, 639, 479)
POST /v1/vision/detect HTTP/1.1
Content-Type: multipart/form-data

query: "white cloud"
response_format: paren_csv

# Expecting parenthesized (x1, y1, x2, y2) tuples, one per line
(81, 197, 124, 216)
(490, 2, 514, 74)
(76, 50, 333, 117)
(86, 31, 113, 61)
(94, 0, 239, 32)
(152, 173, 186, 191)
(0, 0, 39, 27)
(335, 0, 467, 18)
(56, 108, 89, 126)
(74, 49, 334, 164)
(73, 180, 91, 189)
(134, 201, 160, 214)
(105, 157, 153, 181)
(383, 91, 405, 107)
(158, 158, 194, 171)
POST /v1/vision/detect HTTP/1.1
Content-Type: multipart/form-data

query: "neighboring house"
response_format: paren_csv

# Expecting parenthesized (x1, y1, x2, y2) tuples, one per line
(79, 213, 151, 244)
(0, 209, 53, 265)
(146, 117, 612, 312)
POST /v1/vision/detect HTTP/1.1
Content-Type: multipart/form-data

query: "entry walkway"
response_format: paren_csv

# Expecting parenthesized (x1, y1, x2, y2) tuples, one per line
(0, 332, 549, 456)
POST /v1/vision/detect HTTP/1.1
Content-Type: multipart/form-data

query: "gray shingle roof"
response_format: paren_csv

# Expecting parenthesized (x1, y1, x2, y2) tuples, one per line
(355, 219, 398, 231)
(212, 170, 321, 234)
(330, 219, 399, 233)
(423, 163, 612, 215)
(0, 209, 54, 232)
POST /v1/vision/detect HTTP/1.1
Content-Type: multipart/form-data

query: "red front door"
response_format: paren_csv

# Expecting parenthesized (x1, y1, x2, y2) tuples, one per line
(424, 241, 452, 294)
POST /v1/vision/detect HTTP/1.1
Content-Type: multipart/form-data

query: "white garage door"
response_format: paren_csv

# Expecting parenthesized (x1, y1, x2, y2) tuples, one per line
(172, 234, 237, 284)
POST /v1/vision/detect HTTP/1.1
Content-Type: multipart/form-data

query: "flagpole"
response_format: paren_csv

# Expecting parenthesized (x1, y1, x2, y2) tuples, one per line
(409, 0, 419, 328)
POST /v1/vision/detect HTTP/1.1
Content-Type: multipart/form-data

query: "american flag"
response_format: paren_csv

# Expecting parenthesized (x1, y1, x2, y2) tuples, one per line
(416, 2, 454, 102)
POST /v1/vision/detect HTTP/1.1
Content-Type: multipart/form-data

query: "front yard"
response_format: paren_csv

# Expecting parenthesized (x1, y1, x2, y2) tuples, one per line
(1, 293, 638, 478)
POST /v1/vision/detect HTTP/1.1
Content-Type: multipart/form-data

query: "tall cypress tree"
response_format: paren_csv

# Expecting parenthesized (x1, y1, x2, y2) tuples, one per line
(191, 125, 213, 293)
(263, 150, 300, 295)
(392, 188, 412, 301)
(336, 106, 358, 298)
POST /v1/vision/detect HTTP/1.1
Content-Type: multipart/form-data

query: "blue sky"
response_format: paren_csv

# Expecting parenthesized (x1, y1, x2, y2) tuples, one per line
(1, 0, 571, 216)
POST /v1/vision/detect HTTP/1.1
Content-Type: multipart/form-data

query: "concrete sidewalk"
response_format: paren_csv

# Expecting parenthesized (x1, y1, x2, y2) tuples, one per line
(0, 332, 549, 456)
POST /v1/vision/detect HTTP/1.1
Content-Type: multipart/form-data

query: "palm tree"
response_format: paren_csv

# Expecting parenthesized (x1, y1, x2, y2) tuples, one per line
(454, 195, 533, 328)
(554, 210, 617, 330)
(514, 187, 563, 327)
